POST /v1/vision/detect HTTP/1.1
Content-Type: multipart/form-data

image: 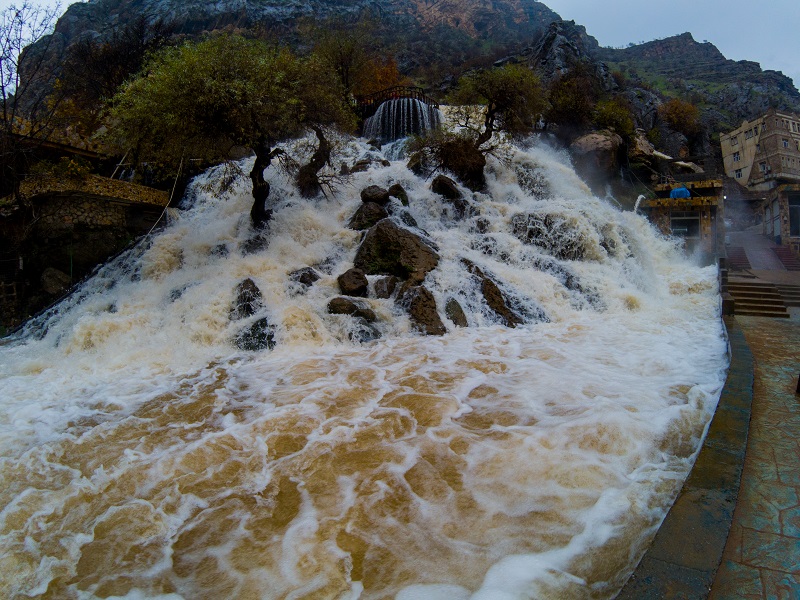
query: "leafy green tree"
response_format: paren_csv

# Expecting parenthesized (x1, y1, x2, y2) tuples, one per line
(450, 63, 546, 148)
(593, 98, 635, 140)
(545, 63, 602, 137)
(107, 34, 354, 224)
(658, 97, 701, 138)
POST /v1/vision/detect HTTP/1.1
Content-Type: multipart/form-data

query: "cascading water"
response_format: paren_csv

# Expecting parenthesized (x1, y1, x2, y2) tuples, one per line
(363, 98, 442, 143)
(0, 135, 728, 600)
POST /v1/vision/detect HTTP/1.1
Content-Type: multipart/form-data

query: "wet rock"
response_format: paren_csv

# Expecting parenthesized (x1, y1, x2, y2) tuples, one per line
(328, 297, 377, 322)
(337, 268, 368, 297)
(462, 259, 523, 328)
(354, 219, 439, 285)
(398, 211, 419, 229)
(350, 158, 391, 173)
(351, 321, 382, 343)
(407, 152, 426, 176)
(473, 217, 490, 234)
(40, 267, 71, 295)
(290, 267, 320, 287)
(388, 183, 409, 206)
(570, 130, 624, 190)
(374, 275, 399, 299)
(432, 174, 471, 219)
(234, 317, 275, 351)
(361, 185, 391, 205)
(445, 298, 468, 327)
(230, 278, 263, 320)
(399, 285, 447, 336)
(210, 243, 229, 258)
(348, 202, 388, 230)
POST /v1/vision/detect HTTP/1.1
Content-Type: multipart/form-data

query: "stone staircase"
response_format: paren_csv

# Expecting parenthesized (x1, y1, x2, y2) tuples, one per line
(772, 247, 800, 271)
(727, 281, 790, 318)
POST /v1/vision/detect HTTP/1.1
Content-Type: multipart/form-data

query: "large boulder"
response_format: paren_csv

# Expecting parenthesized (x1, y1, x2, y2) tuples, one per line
(354, 219, 439, 285)
(40, 267, 71, 295)
(399, 285, 447, 336)
(348, 202, 388, 230)
(462, 259, 523, 328)
(374, 275, 399, 299)
(337, 268, 368, 297)
(289, 267, 320, 288)
(360, 185, 391, 205)
(230, 278, 263, 320)
(570, 130, 624, 181)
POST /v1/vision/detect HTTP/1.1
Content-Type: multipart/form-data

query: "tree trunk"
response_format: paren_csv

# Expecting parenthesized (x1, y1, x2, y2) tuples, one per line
(296, 125, 332, 198)
(249, 138, 276, 227)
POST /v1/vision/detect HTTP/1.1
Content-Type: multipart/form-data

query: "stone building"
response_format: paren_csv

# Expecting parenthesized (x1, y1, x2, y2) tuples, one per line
(720, 108, 800, 255)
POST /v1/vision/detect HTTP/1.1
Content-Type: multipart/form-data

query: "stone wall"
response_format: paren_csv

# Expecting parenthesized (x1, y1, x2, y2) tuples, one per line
(37, 196, 129, 232)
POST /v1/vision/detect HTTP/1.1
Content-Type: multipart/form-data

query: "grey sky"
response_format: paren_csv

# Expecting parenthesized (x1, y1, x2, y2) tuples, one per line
(4, 0, 800, 89)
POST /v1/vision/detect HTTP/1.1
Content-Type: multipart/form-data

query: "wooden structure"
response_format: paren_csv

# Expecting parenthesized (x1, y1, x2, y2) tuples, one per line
(641, 179, 725, 257)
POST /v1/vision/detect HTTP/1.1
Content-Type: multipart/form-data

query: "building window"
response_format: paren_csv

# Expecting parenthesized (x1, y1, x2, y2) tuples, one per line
(731, 136, 739, 146)
(756, 143, 761, 152)
(733, 151, 741, 162)
(790, 195, 800, 237)
(762, 123, 767, 132)
(735, 168, 743, 178)
(760, 161, 767, 173)
(783, 138, 790, 148)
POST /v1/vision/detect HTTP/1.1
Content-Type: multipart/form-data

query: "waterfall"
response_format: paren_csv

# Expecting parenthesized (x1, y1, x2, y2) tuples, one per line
(363, 97, 442, 142)
(0, 135, 727, 600)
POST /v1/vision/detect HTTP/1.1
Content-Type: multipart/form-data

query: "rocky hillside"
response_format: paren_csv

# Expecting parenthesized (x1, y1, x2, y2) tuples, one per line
(598, 33, 800, 128)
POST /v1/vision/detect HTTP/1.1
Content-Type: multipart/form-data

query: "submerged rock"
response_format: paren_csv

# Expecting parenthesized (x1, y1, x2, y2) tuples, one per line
(399, 285, 447, 336)
(445, 298, 468, 327)
(354, 219, 439, 284)
(234, 317, 275, 351)
(230, 278, 263, 320)
(511, 213, 590, 261)
(348, 203, 388, 230)
(337, 268, 369, 297)
(462, 259, 524, 327)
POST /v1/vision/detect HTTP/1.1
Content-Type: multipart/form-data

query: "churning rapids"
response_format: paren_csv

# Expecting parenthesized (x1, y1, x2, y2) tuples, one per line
(0, 136, 728, 600)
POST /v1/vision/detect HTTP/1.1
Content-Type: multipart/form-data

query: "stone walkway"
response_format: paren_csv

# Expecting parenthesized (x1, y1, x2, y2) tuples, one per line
(709, 314, 800, 599)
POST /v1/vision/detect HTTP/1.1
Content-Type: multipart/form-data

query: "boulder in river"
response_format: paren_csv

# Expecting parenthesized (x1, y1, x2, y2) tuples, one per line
(328, 297, 377, 322)
(399, 285, 447, 336)
(361, 185, 391, 205)
(337, 268, 369, 297)
(462, 259, 523, 328)
(230, 278, 263, 320)
(348, 203, 388, 230)
(234, 317, 275, 351)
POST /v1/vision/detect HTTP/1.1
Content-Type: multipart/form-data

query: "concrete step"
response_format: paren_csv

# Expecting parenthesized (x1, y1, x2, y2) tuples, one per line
(736, 309, 791, 318)
(773, 247, 800, 271)
(732, 298, 787, 307)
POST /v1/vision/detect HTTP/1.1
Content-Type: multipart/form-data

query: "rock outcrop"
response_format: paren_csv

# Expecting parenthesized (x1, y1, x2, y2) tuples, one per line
(337, 268, 369, 297)
(354, 219, 439, 284)
(399, 285, 446, 336)
(462, 259, 524, 328)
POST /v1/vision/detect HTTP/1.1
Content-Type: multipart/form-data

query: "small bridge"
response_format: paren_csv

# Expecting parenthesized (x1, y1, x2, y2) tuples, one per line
(15, 174, 169, 207)
(355, 86, 439, 120)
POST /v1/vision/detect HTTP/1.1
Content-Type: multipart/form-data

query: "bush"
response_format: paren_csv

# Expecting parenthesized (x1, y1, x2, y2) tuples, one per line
(658, 98, 701, 138)
(407, 130, 487, 190)
(593, 98, 635, 140)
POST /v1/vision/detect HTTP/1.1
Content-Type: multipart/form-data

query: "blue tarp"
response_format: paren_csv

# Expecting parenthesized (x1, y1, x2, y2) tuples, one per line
(669, 187, 691, 198)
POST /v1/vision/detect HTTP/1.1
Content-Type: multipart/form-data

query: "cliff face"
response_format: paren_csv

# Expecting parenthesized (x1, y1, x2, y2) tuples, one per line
(598, 33, 800, 125)
(38, 0, 559, 46)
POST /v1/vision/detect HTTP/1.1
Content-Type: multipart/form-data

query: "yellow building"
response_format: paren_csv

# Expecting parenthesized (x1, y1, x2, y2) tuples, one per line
(720, 108, 800, 255)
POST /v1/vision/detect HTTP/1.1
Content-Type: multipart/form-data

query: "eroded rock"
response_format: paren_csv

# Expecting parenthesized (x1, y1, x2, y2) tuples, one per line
(374, 275, 399, 299)
(234, 317, 275, 351)
(388, 183, 409, 206)
(432, 175, 471, 218)
(361, 185, 391, 205)
(462, 259, 523, 327)
(328, 297, 377, 322)
(445, 297, 468, 327)
(399, 285, 447, 336)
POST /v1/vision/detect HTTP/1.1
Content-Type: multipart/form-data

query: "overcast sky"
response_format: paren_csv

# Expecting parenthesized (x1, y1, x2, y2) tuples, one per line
(4, 0, 799, 88)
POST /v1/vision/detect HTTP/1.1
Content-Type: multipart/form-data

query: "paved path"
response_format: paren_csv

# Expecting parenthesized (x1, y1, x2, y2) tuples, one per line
(728, 229, 786, 272)
(709, 315, 800, 599)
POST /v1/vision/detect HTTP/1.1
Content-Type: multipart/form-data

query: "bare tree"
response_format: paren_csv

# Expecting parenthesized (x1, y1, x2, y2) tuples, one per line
(1, 1, 62, 199)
